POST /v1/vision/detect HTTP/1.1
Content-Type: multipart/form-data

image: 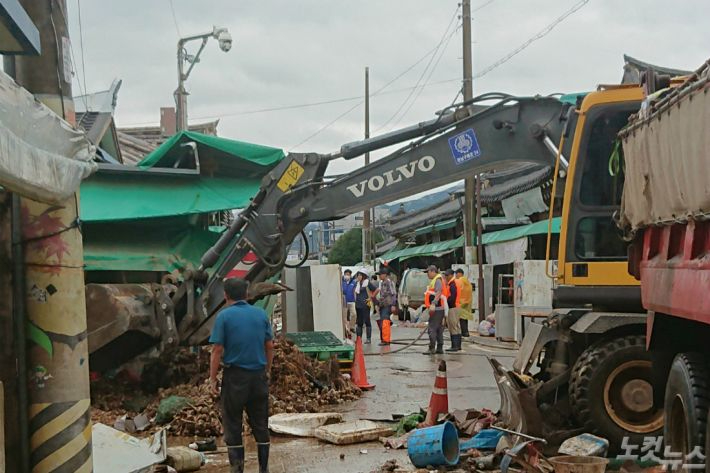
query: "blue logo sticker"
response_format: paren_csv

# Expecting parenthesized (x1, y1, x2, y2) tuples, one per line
(448, 128, 481, 165)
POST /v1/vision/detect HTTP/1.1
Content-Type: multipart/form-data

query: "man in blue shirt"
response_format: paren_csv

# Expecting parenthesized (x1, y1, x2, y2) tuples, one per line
(209, 278, 274, 473)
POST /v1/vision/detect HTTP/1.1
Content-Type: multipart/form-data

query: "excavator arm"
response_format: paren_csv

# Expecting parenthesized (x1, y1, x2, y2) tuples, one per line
(180, 93, 570, 345)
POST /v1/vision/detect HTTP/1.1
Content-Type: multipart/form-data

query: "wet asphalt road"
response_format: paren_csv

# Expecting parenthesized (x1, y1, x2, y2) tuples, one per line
(204, 326, 518, 473)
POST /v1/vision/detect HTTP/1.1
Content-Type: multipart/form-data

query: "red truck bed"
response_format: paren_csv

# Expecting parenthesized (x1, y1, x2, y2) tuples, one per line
(620, 61, 710, 324)
(635, 220, 710, 323)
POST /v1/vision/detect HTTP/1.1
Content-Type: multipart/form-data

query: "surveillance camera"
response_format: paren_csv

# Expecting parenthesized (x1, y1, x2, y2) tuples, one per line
(213, 27, 233, 52)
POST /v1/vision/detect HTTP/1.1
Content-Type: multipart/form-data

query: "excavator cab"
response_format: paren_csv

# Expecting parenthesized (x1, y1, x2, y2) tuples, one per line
(556, 87, 644, 310)
(499, 85, 667, 449)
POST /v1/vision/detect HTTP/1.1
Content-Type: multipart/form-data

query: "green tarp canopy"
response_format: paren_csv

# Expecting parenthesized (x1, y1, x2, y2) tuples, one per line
(83, 220, 221, 272)
(81, 173, 263, 222)
(478, 217, 561, 245)
(137, 131, 284, 178)
(380, 217, 561, 261)
(380, 239, 462, 262)
(81, 131, 285, 270)
(81, 132, 285, 222)
(414, 218, 459, 236)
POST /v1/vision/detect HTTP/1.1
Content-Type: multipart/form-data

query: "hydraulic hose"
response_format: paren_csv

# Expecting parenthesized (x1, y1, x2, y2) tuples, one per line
(364, 327, 428, 356)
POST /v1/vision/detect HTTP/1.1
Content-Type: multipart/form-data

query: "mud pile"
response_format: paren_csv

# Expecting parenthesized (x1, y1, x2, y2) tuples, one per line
(270, 337, 361, 413)
(91, 338, 361, 437)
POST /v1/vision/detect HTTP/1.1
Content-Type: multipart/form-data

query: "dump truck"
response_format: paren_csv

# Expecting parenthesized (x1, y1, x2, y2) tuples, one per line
(619, 60, 710, 461)
(89, 58, 688, 450)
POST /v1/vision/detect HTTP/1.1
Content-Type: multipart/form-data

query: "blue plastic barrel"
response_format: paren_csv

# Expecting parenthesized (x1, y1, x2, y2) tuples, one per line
(407, 422, 459, 468)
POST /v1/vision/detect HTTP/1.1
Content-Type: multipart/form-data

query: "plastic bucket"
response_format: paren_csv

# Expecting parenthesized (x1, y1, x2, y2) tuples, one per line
(548, 456, 609, 473)
(407, 421, 459, 468)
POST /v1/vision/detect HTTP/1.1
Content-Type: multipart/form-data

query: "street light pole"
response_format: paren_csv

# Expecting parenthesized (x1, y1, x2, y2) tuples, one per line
(174, 26, 233, 132)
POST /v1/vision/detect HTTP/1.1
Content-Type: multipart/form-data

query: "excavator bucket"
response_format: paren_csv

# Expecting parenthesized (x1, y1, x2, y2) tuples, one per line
(488, 357, 545, 437)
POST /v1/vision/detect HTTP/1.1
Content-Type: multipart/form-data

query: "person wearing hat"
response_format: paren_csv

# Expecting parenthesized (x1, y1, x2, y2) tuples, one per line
(375, 267, 396, 346)
(444, 269, 462, 352)
(341, 269, 357, 337)
(423, 265, 446, 354)
(455, 268, 473, 337)
(354, 271, 376, 343)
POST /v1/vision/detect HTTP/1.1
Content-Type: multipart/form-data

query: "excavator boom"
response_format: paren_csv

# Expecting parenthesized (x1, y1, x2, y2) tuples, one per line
(87, 93, 570, 367)
(182, 93, 570, 345)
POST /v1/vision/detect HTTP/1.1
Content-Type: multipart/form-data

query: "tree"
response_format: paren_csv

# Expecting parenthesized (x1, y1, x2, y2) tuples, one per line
(327, 228, 362, 265)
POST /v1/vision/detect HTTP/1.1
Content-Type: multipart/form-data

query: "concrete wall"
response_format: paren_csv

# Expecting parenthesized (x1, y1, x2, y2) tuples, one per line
(283, 264, 346, 339)
(310, 265, 346, 338)
(513, 260, 554, 341)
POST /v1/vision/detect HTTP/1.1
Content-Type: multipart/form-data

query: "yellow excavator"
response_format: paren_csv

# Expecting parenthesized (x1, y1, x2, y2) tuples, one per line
(88, 58, 690, 450)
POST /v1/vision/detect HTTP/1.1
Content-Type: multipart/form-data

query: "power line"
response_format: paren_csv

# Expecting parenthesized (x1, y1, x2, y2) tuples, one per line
(168, 0, 181, 36)
(287, 25, 464, 151)
(472, 0, 499, 13)
(53, 0, 88, 116)
(119, 77, 463, 127)
(473, 0, 590, 80)
(76, 0, 88, 101)
(388, 25, 461, 131)
(374, 5, 460, 133)
(289, 100, 363, 151)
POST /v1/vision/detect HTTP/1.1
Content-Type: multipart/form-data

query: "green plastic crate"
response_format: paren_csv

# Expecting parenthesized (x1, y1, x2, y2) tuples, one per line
(285, 331, 354, 361)
(286, 331, 343, 348)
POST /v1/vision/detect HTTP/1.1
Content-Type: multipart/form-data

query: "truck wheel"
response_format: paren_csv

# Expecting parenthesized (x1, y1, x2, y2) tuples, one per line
(664, 353, 709, 467)
(569, 335, 664, 449)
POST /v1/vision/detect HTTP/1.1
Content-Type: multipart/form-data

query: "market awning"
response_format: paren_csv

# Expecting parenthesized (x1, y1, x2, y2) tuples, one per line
(0, 69, 96, 203)
(80, 172, 261, 222)
(380, 217, 561, 261)
(83, 221, 220, 271)
(476, 217, 561, 245)
(414, 218, 459, 236)
(380, 239, 463, 262)
(137, 130, 284, 178)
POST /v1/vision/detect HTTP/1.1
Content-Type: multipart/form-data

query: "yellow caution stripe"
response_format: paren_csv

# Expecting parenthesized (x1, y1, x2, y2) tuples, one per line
(29, 399, 92, 473)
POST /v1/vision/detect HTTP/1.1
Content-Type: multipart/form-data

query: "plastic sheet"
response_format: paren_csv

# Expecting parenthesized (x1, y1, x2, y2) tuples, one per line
(0, 70, 95, 203)
(620, 66, 710, 233)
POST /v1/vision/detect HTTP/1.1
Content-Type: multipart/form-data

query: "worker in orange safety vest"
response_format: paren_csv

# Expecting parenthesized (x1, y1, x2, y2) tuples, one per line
(444, 269, 462, 352)
(423, 265, 446, 355)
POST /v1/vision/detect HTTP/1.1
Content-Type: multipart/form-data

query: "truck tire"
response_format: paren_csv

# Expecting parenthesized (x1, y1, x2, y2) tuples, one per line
(569, 335, 663, 450)
(664, 353, 710, 467)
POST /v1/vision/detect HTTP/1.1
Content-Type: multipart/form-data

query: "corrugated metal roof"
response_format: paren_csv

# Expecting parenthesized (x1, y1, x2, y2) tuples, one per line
(414, 218, 459, 236)
(116, 131, 158, 165)
(118, 120, 219, 148)
(380, 217, 561, 261)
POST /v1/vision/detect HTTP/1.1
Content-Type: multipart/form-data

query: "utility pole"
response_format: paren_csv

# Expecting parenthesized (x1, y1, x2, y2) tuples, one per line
(362, 67, 371, 265)
(14, 1, 93, 472)
(462, 0, 474, 268)
(461, 0, 485, 321)
(475, 175, 485, 321)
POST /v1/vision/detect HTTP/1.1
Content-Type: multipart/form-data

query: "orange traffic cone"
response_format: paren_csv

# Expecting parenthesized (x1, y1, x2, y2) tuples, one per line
(351, 336, 375, 390)
(422, 360, 449, 426)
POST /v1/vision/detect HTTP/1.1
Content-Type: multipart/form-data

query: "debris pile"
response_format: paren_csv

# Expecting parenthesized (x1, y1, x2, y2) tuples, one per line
(269, 337, 360, 413)
(91, 337, 361, 437)
(150, 385, 223, 437)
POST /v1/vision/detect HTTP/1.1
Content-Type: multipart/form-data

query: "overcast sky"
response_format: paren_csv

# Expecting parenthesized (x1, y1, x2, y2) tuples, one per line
(67, 0, 709, 179)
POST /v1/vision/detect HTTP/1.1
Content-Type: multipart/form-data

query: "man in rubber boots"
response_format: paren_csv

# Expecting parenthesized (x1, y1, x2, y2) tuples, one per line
(209, 278, 274, 473)
(444, 269, 462, 352)
(455, 268, 473, 337)
(423, 265, 446, 355)
(376, 267, 396, 346)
